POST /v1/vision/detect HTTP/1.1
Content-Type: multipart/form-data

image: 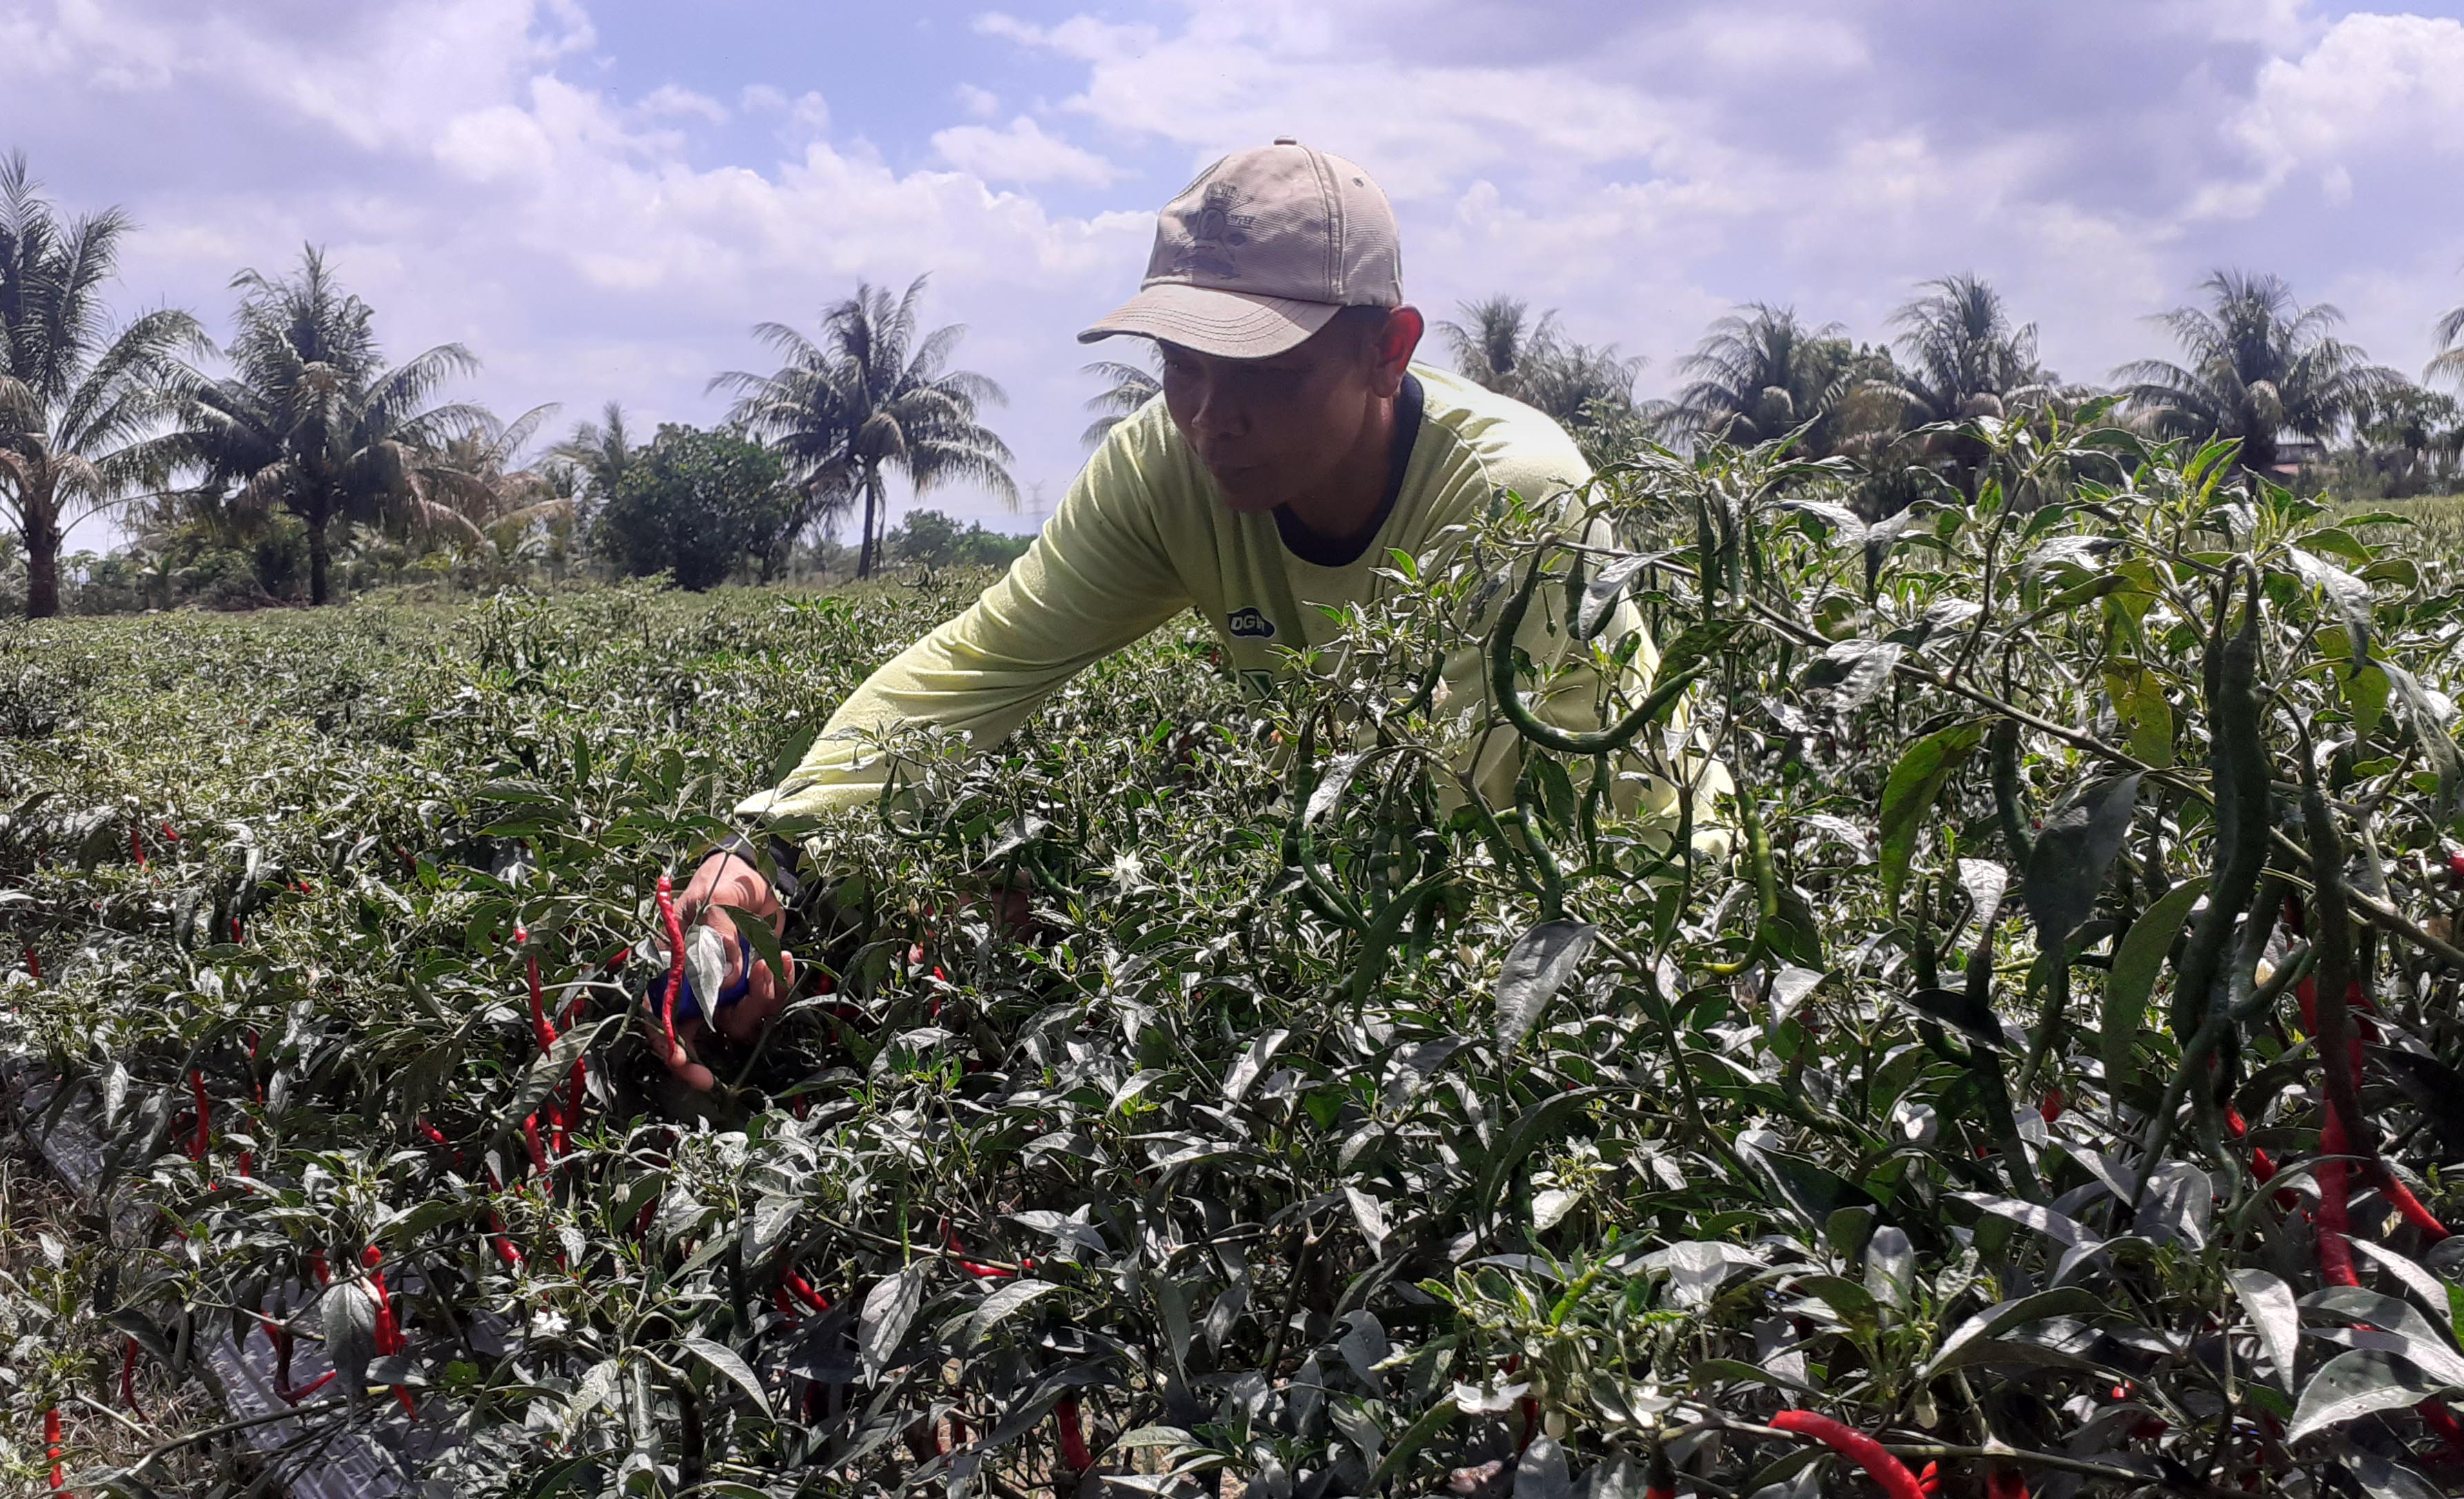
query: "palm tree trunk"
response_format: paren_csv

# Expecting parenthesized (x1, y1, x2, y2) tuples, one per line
(23, 487, 61, 620)
(306, 506, 333, 605)
(26, 534, 59, 619)
(856, 471, 883, 580)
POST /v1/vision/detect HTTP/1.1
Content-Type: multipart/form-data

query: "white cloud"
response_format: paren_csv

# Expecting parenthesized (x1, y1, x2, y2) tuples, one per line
(741, 84, 831, 135)
(931, 116, 1119, 186)
(12, 0, 2464, 543)
(640, 84, 728, 124)
(2202, 12, 2464, 217)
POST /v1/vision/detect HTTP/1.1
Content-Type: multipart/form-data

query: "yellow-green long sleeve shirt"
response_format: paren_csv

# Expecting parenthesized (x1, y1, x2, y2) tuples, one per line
(737, 363, 1693, 827)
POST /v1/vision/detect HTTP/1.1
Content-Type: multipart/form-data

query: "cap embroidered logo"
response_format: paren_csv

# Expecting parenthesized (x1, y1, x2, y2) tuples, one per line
(1175, 182, 1253, 280)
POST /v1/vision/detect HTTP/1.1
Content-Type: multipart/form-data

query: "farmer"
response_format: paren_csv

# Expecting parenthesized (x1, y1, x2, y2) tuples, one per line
(654, 139, 1702, 1090)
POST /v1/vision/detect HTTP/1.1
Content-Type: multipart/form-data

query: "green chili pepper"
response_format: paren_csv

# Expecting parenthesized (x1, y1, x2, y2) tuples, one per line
(1489, 543, 1706, 757)
(2169, 568, 2268, 1041)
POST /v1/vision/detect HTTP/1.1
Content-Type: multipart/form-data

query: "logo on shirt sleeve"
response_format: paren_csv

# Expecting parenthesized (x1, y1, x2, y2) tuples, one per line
(1227, 606, 1275, 639)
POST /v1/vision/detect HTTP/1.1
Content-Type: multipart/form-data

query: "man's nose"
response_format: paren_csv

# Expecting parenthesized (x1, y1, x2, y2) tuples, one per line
(1186, 372, 1246, 442)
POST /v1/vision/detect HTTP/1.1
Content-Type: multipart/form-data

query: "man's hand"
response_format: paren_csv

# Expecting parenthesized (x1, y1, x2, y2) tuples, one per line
(655, 850, 794, 1091)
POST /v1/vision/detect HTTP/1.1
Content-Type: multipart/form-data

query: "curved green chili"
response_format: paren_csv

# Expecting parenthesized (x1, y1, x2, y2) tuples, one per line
(1489, 543, 1705, 756)
(2168, 567, 2268, 1041)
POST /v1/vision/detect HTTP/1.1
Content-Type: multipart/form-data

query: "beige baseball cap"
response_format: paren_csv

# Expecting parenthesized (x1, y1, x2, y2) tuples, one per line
(1078, 138, 1402, 358)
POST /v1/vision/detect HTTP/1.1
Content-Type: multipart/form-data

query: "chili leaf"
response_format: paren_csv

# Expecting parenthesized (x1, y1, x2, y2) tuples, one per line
(2287, 1348, 2447, 1443)
(2102, 876, 2207, 1097)
(1494, 919, 1596, 1059)
(681, 1336, 772, 1418)
(1878, 720, 1987, 908)
(2228, 1268, 2300, 1390)
(964, 1279, 1066, 1349)
(859, 1262, 930, 1380)
(2022, 772, 2142, 949)
(1574, 553, 1652, 640)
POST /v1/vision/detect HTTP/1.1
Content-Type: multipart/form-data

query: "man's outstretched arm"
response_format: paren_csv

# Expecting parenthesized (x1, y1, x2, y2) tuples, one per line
(654, 429, 1191, 1088)
(738, 435, 1192, 821)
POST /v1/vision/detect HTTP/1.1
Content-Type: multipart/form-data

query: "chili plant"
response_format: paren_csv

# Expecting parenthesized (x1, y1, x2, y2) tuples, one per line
(6, 420, 2464, 1499)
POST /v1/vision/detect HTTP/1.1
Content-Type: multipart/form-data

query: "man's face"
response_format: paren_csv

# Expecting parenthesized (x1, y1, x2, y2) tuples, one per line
(1157, 308, 1419, 513)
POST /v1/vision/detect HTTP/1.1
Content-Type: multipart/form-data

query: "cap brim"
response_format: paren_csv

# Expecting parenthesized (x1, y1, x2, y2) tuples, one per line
(1077, 282, 1342, 358)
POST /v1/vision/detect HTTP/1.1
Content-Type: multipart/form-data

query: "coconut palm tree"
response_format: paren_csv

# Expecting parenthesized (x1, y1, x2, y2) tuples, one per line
(1080, 353, 1160, 448)
(0, 153, 202, 618)
(1888, 273, 2044, 424)
(1516, 340, 1647, 430)
(415, 403, 575, 579)
(153, 246, 489, 604)
(555, 401, 641, 501)
(713, 275, 1015, 578)
(1439, 295, 1561, 398)
(1669, 304, 1863, 452)
(2115, 270, 2401, 474)
(2429, 300, 2464, 392)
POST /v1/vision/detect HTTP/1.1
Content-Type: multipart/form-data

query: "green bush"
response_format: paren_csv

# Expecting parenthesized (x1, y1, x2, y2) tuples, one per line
(595, 424, 793, 589)
(10, 421, 2464, 1496)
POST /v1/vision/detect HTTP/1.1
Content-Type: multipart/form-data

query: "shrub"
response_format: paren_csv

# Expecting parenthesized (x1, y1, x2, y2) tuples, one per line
(8, 421, 2464, 1496)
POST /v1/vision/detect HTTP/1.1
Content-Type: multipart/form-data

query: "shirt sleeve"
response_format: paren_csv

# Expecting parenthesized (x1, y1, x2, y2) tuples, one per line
(736, 422, 1194, 821)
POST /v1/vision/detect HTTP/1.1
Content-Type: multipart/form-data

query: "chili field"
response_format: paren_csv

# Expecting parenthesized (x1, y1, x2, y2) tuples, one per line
(10, 423, 2464, 1498)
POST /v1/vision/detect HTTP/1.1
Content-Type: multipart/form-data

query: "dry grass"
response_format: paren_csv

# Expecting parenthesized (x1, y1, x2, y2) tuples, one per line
(1, 1144, 215, 1497)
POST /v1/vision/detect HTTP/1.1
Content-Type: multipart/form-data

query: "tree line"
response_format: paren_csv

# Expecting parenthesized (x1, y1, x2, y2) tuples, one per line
(8, 146, 2464, 618)
(1401, 270, 2464, 500)
(0, 153, 1015, 618)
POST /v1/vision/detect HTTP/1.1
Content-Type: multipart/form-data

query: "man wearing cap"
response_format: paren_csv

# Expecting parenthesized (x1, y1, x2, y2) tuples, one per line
(654, 140, 1690, 1090)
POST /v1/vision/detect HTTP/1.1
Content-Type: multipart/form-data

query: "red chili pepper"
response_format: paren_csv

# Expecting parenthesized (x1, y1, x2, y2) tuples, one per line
(120, 1339, 144, 1416)
(130, 823, 146, 870)
(236, 1149, 253, 1179)
(20, 943, 37, 982)
(1054, 1395, 1093, 1475)
(413, 1119, 457, 1162)
(46, 1405, 65, 1492)
(519, 926, 556, 1051)
(656, 874, 685, 1066)
(229, 916, 243, 944)
(2318, 1105, 2360, 1288)
(1768, 1411, 1926, 1499)
(1645, 1449, 1677, 1499)
(2373, 1164, 2450, 1240)
(1985, 1469, 2029, 1499)
(1916, 1461, 1939, 1497)
(524, 1110, 550, 1179)
(783, 1268, 832, 1314)
(188, 1070, 211, 1162)
(260, 1310, 336, 1404)
(308, 1251, 330, 1286)
(945, 1225, 1031, 1279)
(159, 821, 179, 843)
(2416, 1398, 2464, 1462)
(360, 1246, 416, 1417)
(2038, 1087, 2063, 1124)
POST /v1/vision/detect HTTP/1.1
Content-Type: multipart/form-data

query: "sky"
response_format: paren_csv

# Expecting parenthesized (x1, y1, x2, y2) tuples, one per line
(8, 0, 2464, 547)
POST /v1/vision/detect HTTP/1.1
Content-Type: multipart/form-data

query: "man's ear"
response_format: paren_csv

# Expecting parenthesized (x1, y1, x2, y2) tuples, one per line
(1369, 306, 1423, 396)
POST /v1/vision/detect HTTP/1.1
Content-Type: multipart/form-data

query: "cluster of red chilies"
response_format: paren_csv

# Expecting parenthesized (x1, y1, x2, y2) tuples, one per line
(515, 925, 589, 1175)
(2278, 894, 2464, 1462)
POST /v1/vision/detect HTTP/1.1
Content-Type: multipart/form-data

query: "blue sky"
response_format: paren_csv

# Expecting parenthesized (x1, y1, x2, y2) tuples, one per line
(8, 0, 2464, 546)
